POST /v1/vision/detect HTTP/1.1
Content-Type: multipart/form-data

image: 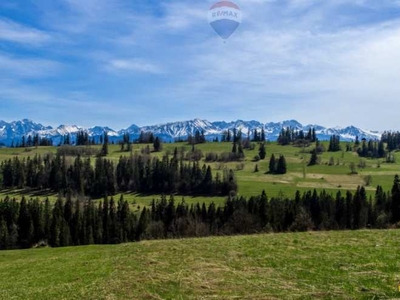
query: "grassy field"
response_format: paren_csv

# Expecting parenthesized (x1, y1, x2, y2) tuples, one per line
(1, 142, 399, 207)
(0, 229, 399, 299)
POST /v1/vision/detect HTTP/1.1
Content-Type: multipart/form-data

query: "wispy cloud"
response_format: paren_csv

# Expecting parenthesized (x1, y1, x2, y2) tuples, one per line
(1, 0, 400, 129)
(160, 2, 208, 31)
(107, 59, 163, 74)
(0, 18, 51, 45)
(143, 0, 400, 129)
(0, 53, 62, 78)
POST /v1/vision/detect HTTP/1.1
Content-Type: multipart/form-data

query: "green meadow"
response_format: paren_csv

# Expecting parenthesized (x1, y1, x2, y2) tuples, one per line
(0, 229, 399, 299)
(0, 141, 399, 207)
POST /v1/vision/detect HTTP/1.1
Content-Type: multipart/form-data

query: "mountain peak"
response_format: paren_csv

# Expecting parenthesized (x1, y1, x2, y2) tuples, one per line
(0, 118, 383, 145)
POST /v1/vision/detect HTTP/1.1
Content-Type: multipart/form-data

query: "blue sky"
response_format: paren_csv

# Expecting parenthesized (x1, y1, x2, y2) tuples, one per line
(1, 0, 400, 130)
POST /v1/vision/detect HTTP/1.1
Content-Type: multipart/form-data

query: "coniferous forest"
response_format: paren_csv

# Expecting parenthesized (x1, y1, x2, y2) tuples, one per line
(0, 177, 400, 250)
(1, 128, 400, 251)
(0, 152, 237, 197)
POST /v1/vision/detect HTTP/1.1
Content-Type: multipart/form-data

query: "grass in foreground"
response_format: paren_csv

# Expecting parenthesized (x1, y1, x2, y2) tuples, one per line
(0, 230, 399, 299)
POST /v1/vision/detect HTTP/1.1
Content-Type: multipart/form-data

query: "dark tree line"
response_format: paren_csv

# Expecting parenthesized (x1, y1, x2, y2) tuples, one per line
(119, 133, 132, 152)
(2, 176, 400, 250)
(328, 135, 341, 152)
(188, 130, 206, 145)
(137, 131, 155, 144)
(76, 131, 93, 146)
(381, 132, 400, 152)
(12, 135, 53, 148)
(0, 195, 136, 249)
(0, 152, 237, 197)
(268, 154, 287, 174)
(221, 128, 266, 143)
(278, 127, 317, 146)
(357, 139, 386, 158)
(221, 128, 242, 143)
(250, 128, 266, 142)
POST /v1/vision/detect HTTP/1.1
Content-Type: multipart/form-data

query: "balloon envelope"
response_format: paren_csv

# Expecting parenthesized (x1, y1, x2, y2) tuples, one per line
(208, 1, 242, 40)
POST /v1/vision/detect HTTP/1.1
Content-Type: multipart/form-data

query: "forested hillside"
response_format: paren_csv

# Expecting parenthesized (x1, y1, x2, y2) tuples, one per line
(1, 128, 400, 250)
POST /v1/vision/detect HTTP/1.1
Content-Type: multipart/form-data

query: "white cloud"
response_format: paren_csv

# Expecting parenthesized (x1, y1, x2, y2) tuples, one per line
(153, 2, 400, 129)
(107, 59, 163, 74)
(2, 0, 400, 130)
(0, 18, 51, 45)
(0, 53, 62, 78)
(160, 2, 208, 31)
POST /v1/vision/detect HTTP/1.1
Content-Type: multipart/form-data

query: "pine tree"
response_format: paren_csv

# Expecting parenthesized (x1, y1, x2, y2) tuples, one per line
(18, 197, 33, 248)
(312, 128, 316, 142)
(258, 143, 266, 160)
(355, 136, 360, 147)
(308, 149, 318, 166)
(378, 141, 385, 158)
(0, 219, 9, 250)
(238, 143, 244, 158)
(50, 198, 64, 247)
(391, 175, 400, 223)
(269, 154, 276, 174)
(71, 199, 82, 245)
(226, 130, 231, 142)
(153, 137, 162, 152)
(276, 155, 287, 175)
(261, 128, 266, 142)
(328, 135, 341, 152)
(306, 128, 312, 140)
(27, 135, 32, 147)
(43, 198, 51, 240)
(100, 132, 109, 156)
(136, 208, 150, 240)
(253, 129, 259, 142)
(353, 186, 368, 229)
(232, 142, 237, 154)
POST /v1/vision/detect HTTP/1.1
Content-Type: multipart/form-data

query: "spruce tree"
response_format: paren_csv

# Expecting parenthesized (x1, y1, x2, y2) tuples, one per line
(259, 143, 266, 160)
(391, 175, 400, 223)
(153, 137, 162, 152)
(269, 154, 276, 174)
(136, 208, 149, 241)
(18, 197, 33, 248)
(100, 132, 109, 156)
(253, 129, 259, 142)
(276, 155, 287, 175)
(261, 128, 266, 142)
(254, 164, 259, 173)
(308, 149, 318, 166)
(312, 128, 316, 142)
(227, 130, 231, 142)
(0, 219, 9, 250)
(238, 143, 244, 158)
(232, 142, 237, 154)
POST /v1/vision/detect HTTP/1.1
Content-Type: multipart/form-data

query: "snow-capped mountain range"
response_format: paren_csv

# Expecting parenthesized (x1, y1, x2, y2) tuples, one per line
(0, 118, 382, 146)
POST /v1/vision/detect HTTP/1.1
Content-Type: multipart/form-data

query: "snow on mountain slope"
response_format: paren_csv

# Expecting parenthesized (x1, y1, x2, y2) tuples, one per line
(88, 126, 119, 137)
(0, 119, 52, 141)
(0, 118, 384, 146)
(138, 119, 216, 138)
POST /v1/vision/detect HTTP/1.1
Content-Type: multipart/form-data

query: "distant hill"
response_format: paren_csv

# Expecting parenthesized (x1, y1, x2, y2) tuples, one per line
(0, 118, 382, 146)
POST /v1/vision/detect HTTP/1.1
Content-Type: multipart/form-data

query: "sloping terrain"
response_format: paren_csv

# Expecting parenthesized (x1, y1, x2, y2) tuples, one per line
(0, 230, 399, 299)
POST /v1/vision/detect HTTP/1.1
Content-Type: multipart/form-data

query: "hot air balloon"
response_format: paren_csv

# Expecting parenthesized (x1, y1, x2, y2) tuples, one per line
(208, 1, 242, 40)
